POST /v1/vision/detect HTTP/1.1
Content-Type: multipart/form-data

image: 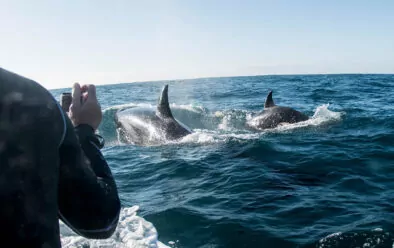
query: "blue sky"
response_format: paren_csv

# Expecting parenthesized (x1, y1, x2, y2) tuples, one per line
(1, 0, 393, 89)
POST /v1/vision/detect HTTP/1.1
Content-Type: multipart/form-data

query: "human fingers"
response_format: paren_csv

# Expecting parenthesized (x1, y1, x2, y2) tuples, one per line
(72, 82, 82, 107)
(86, 84, 97, 102)
(78, 85, 88, 103)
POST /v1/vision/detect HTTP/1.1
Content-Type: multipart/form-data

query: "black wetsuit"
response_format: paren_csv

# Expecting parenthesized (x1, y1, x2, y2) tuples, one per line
(0, 67, 121, 247)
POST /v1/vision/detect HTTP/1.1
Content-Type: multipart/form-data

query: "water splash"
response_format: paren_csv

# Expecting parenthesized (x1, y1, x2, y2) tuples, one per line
(98, 103, 155, 146)
(116, 115, 166, 146)
(102, 103, 342, 147)
(169, 103, 208, 114)
(60, 206, 170, 248)
(216, 109, 252, 131)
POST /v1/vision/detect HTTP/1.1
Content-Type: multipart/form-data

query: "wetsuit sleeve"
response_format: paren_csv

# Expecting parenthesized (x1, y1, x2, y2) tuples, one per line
(58, 116, 121, 239)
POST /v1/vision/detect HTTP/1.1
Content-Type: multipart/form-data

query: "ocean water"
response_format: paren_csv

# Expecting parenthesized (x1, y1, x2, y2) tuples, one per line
(50, 74, 394, 248)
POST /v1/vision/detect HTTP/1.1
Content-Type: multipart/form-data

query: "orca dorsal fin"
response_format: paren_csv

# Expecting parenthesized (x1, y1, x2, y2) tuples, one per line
(264, 91, 275, 108)
(157, 84, 174, 118)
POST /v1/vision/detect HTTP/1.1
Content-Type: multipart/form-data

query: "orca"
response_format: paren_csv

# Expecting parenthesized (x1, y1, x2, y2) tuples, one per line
(115, 84, 192, 146)
(247, 91, 309, 130)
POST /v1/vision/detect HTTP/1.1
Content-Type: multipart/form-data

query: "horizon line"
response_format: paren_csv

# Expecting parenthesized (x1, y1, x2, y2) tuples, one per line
(48, 71, 394, 91)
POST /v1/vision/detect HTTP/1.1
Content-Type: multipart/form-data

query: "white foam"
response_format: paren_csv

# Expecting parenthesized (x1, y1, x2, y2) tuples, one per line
(60, 206, 170, 248)
(216, 110, 251, 131)
(169, 103, 207, 114)
(177, 130, 217, 144)
(174, 129, 261, 145)
(214, 111, 225, 118)
(218, 114, 236, 131)
(103, 103, 155, 113)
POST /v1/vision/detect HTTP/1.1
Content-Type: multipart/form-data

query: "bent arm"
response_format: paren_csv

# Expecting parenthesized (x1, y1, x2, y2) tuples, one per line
(58, 115, 121, 239)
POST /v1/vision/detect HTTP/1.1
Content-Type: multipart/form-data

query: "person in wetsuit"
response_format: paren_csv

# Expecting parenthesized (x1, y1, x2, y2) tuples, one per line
(0, 67, 121, 247)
